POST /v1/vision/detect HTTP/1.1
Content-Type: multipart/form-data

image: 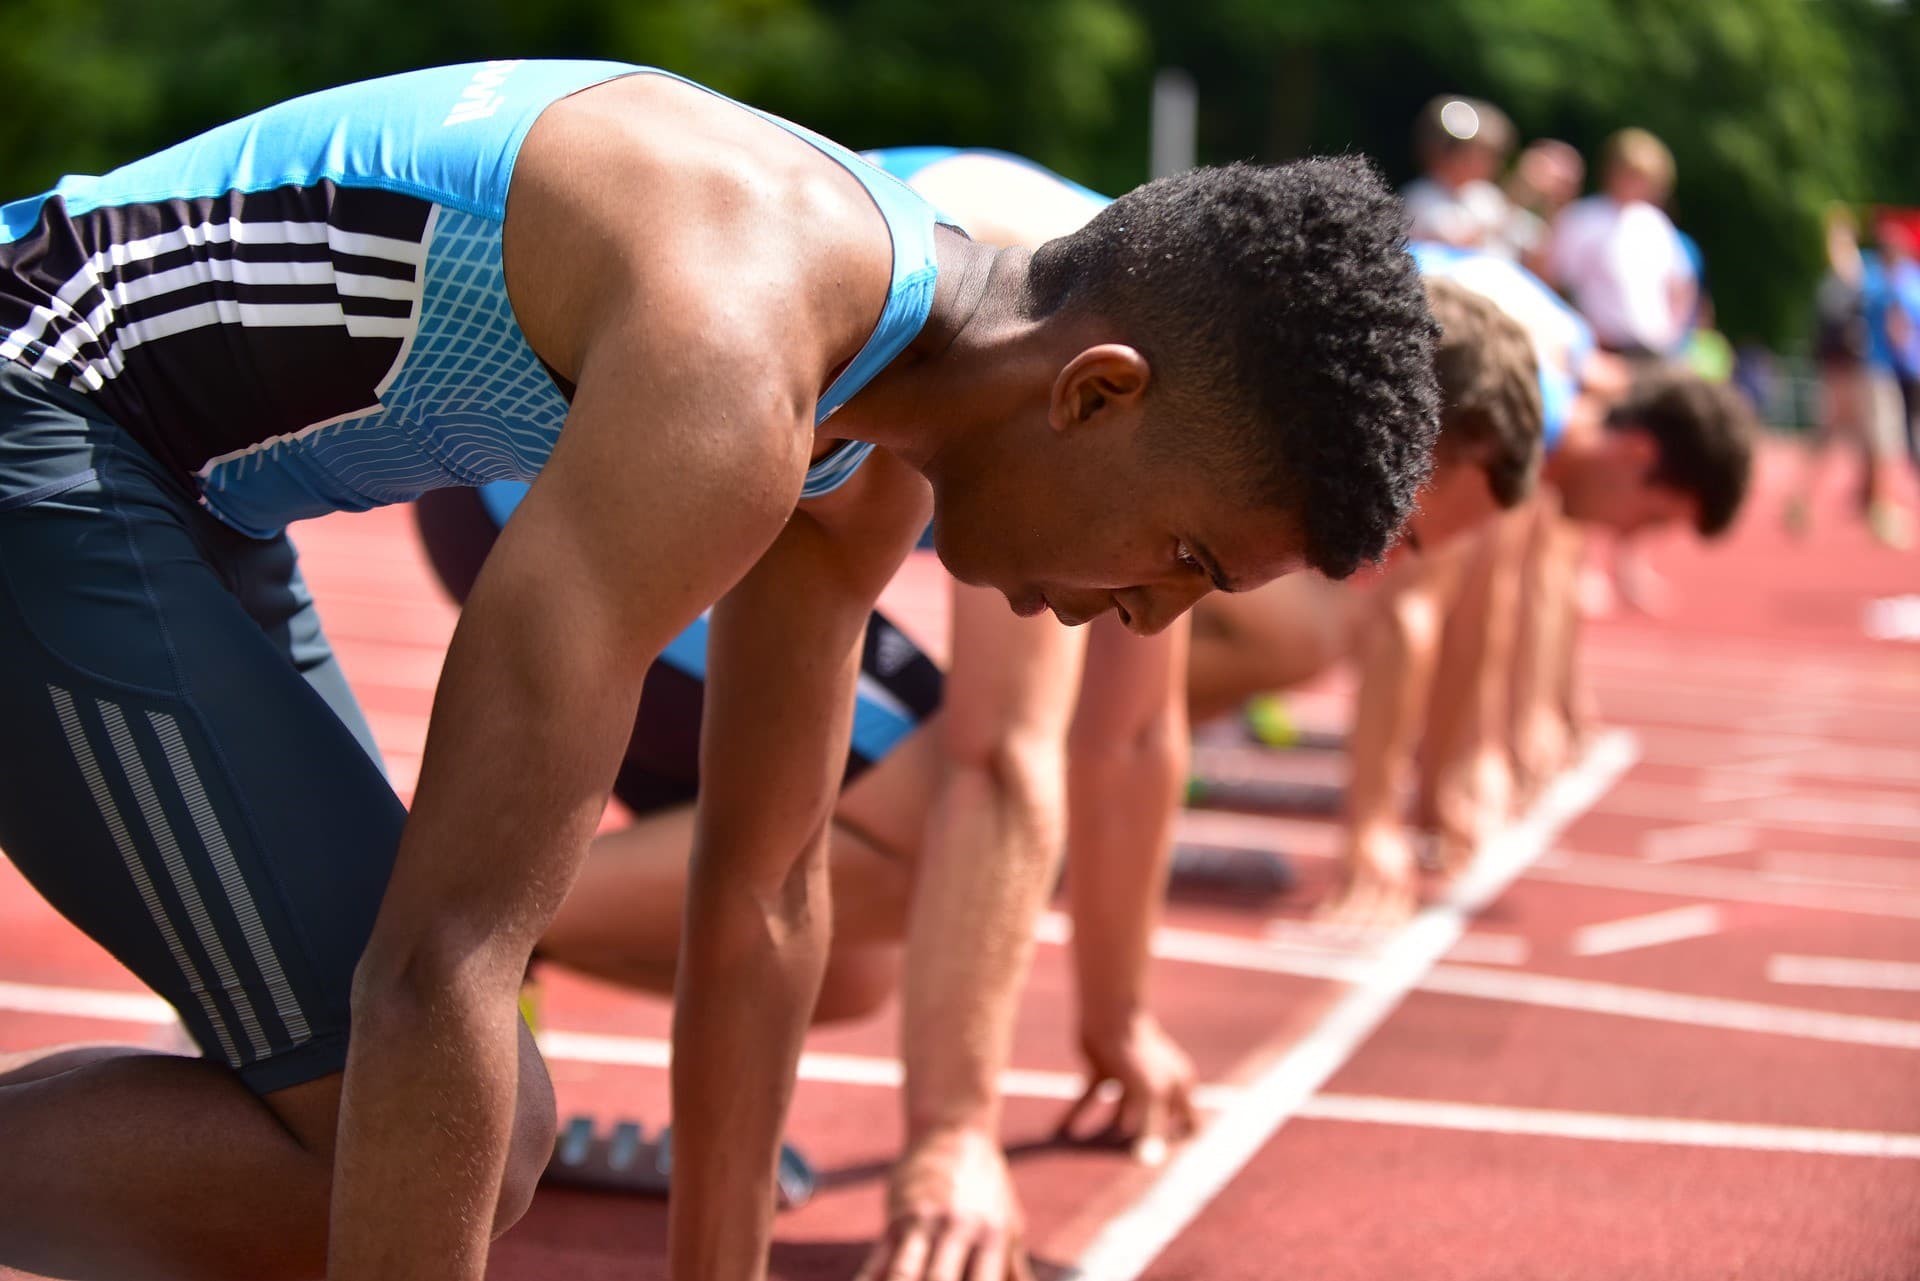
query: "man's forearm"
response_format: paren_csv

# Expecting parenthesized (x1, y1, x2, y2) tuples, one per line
(1346, 574, 1449, 842)
(1065, 628, 1188, 1036)
(670, 844, 833, 1280)
(902, 748, 1065, 1137)
(330, 961, 528, 1279)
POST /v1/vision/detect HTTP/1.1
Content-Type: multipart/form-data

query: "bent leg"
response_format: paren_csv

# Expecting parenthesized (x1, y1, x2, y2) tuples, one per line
(0, 374, 546, 1277)
(1186, 574, 1359, 724)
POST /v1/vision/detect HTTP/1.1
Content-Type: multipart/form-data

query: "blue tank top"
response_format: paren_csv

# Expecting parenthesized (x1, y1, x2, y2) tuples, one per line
(0, 61, 943, 532)
(1410, 240, 1590, 455)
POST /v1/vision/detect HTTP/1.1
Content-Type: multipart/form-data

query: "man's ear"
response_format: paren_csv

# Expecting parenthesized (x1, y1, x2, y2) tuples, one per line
(1049, 344, 1150, 433)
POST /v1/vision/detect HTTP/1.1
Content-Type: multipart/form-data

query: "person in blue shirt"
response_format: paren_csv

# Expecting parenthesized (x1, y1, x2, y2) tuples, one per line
(1874, 214, 1920, 467)
(0, 65, 1442, 1279)
(1793, 205, 1913, 548)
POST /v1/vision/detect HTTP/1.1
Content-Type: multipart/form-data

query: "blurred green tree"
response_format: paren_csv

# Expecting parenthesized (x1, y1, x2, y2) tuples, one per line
(1, 0, 1911, 347)
(1120, 0, 1900, 345)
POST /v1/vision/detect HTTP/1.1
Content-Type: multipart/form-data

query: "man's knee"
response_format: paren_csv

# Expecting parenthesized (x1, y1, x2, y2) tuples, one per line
(492, 1022, 557, 1238)
(812, 946, 901, 1025)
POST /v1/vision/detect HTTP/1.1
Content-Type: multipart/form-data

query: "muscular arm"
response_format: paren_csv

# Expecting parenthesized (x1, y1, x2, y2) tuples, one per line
(1060, 614, 1197, 1154)
(901, 585, 1084, 1139)
(677, 453, 929, 1279)
(333, 311, 811, 1279)
(1327, 547, 1467, 926)
(1416, 514, 1526, 870)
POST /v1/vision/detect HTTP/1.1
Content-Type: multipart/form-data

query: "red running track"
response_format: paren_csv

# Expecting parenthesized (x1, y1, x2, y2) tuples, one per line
(1, 442, 1917, 1280)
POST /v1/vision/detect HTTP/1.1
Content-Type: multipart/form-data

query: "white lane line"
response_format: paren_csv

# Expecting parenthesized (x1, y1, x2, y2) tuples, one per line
(18, 983, 1910, 1163)
(1640, 823, 1755, 864)
(1768, 955, 1920, 993)
(1294, 1094, 1920, 1159)
(1419, 965, 1920, 1050)
(1761, 850, 1920, 892)
(0, 979, 172, 1024)
(1530, 855, 1920, 922)
(1599, 781, 1920, 839)
(1061, 729, 1638, 1281)
(1444, 933, 1532, 967)
(543, 1029, 1250, 1112)
(1569, 905, 1724, 957)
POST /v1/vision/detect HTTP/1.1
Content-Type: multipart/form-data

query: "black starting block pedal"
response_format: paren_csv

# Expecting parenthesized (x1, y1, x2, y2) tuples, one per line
(1185, 773, 1344, 817)
(544, 1116, 817, 1210)
(1168, 842, 1298, 895)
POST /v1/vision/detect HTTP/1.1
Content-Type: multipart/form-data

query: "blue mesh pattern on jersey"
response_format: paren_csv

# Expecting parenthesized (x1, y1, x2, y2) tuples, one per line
(200, 208, 567, 536)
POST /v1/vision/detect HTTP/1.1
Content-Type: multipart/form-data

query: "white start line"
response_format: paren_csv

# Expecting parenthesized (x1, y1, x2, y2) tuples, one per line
(1059, 729, 1640, 1281)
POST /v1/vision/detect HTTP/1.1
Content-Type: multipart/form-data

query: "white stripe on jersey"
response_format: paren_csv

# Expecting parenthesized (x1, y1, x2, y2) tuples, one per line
(27, 258, 353, 378)
(4, 216, 426, 382)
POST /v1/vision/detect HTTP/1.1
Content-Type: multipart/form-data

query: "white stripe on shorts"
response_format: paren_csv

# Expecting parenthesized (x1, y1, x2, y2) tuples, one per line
(46, 686, 240, 1065)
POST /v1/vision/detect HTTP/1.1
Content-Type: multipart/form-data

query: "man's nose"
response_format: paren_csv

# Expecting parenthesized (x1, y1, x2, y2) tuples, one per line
(1117, 580, 1209, 637)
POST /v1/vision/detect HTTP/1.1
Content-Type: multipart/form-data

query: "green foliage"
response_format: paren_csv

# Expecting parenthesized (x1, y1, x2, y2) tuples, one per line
(0, 0, 1911, 347)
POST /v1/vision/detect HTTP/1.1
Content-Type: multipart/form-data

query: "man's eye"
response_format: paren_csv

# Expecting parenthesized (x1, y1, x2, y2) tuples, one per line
(1176, 540, 1203, 571)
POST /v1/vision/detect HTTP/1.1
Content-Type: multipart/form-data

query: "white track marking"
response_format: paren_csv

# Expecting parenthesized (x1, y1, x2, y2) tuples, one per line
(1570, 905, 1724, 957)
(9, 976, 1915, 1148)
(1768, 955, 1920, 993)
(1444, 933, 1532, 967)
(1419, 965, 1920, 1049)
(0, 979, 171, 1024)
(542, 1030, 1261, 1109)
(1640, 823, 1754, 864)
(1531, 854, 1920, 921)
(1600, 780, 1920, 839)
(1761, 850, 1920, 892)
(1294, 1094, 1920, 1159)
(1636, 729, 1920, 784)
(1060, 730, 1638, 1281)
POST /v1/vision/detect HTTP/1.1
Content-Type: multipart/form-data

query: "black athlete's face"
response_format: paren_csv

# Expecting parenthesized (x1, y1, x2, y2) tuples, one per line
(927, 350, 1309, 635)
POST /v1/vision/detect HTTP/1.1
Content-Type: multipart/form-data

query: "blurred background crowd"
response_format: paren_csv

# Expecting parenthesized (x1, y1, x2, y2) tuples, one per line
(9, 0, 1915, 540)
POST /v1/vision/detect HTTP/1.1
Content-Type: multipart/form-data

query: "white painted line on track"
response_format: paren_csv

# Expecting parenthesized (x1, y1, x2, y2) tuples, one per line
(10, 979, 1915, 1156)
(1569, 905, 1723, 957)
(0, 979, 171, 1024)
(1767, 955, 1920, 993)
(1294, 1094, 1920, 1159)
(542, 1029, 1255, 1111)
(1443, 933, 1532, 967)
(1419, 965, 1920, 1049)
(1599, 781, 1920, 839)
(1059, 729, 1638, 1281)
(1761, 849, 1920, 892)
(1639, 823, 1755, 864)
(1530, 854, 1920, 921)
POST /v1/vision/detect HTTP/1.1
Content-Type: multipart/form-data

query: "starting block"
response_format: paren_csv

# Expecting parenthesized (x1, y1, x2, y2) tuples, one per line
(545, 1116, 818, 1210)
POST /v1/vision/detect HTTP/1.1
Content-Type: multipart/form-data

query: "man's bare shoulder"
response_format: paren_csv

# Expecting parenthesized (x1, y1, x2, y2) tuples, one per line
(504, 72, 895, 387)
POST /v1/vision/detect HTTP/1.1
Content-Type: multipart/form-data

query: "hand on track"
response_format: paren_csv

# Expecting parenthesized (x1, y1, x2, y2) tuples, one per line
(856, 1127, 1034, 1281)
(1317, 823, 1419, 932)
(1058, 1011, 1198, 1166)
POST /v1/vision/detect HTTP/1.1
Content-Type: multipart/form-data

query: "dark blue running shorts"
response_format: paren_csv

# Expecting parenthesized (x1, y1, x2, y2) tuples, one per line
(0, 361, 400, 1094)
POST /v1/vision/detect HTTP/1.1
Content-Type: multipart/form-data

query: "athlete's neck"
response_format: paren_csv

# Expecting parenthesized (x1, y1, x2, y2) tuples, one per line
(825, 230, 1048, 471)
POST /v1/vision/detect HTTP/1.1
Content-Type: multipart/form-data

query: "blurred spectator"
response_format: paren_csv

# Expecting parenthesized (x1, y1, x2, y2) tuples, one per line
(1876, 213, 1920, 466)
(1402, 95, 1516, 253)
(1546, 128, 1697, 358)
(1731, 343, 1781, 424)
(1790, 205, 1913, 548)
(1502, 138, 1584, 274)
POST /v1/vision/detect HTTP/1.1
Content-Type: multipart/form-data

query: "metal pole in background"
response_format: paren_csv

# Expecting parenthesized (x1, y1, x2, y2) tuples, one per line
(1150, 68, 1198, 179)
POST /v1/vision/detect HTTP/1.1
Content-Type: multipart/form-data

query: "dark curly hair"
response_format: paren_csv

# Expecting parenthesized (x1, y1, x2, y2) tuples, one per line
(1425, 277, 1544, 507)
(1607, 369, 1755, 537)
(1024, 157, 1440, 579)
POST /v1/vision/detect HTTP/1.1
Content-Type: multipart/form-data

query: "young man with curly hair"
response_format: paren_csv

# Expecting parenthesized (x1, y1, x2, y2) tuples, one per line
(0, 65, 1438, 1281)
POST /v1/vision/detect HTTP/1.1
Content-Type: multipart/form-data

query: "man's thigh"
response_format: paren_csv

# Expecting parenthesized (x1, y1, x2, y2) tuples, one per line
(0, 383, 403, 1095)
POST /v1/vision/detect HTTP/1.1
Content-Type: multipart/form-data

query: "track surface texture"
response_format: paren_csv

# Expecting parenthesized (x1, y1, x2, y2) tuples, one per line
(1, 444, 1915, 1280)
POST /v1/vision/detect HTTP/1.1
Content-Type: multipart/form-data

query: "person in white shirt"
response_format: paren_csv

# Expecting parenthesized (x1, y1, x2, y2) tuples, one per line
(1401, 95, 1516, 254)
(1547, 128, 1697, 356)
